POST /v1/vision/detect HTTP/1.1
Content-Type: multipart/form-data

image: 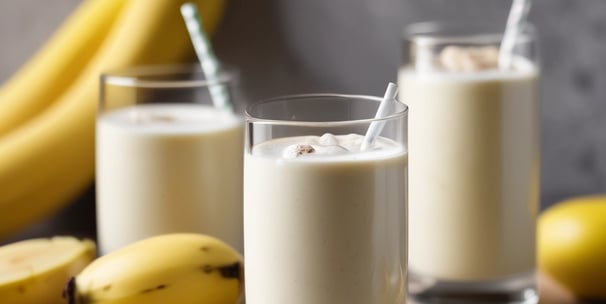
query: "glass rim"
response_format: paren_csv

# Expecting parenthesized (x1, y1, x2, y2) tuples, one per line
(245, 93, 408, 127)
(403, 21, 536, 45)
(101, 63, 236, 89)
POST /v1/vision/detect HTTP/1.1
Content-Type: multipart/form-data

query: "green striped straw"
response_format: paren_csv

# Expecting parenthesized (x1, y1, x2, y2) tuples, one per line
(181, 2, 233, 112)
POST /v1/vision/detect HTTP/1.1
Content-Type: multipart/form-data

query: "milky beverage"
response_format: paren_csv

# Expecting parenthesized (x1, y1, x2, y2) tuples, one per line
(400, 46, 539, 281)
(96, 104, 243, 254)
(245, 133, 407, 304)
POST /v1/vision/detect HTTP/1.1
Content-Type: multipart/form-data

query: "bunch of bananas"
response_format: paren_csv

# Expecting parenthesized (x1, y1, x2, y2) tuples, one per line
(0, 0, 226, 240)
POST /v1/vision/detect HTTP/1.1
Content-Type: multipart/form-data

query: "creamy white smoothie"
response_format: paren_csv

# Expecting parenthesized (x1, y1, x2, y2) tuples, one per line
(245, 133, 408, 304)
(400, 50, 539, 281)
(96, 104, 243, 254)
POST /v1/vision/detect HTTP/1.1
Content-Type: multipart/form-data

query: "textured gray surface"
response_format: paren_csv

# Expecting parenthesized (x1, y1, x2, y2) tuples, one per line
(0, 0, 604, 216)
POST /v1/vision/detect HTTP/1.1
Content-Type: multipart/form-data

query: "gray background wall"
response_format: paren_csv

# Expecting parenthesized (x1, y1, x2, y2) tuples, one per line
(210, 0, 606, 209)
(0, 0, 604, 238)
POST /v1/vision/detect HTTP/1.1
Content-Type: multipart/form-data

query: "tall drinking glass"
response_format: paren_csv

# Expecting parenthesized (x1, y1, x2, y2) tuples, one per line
(244, 94, 408, 304)
(399, 22, 540, 303)
(97, 65, 244, 255)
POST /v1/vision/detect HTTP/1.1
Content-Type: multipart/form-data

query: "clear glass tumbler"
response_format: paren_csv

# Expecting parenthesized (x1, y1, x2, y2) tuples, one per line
(399, 22, 540, 303)
(96, 65, 244, 255)
(244, 94, 408, 304)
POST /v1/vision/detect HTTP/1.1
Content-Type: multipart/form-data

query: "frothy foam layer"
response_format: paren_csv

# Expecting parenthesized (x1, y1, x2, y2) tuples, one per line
(252, 133, 404, 161)
(99, 104, 241, 134)
(401, 56, 537, 83)
(439, 46, 500, 72)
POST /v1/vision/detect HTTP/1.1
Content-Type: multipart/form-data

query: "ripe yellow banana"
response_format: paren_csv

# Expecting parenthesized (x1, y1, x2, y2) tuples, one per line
(0, 0, 226, 239)
(0, 236, 96, 304)
(65, 233, 243, 304)
(0, 0, 127, 136)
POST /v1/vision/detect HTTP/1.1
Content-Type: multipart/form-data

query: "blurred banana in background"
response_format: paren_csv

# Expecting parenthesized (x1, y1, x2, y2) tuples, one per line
(0, 0, 227, 240)
(0, 0, 127, 136)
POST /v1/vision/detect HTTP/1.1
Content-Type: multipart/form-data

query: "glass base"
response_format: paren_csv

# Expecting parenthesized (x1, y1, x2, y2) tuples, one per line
(408, 271, 538, 304)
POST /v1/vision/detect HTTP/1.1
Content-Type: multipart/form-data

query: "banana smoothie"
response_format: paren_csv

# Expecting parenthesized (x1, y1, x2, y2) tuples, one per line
(400, 46, 539, 281)
(244, 133, 407, 304)
(96, 104, 243, 254)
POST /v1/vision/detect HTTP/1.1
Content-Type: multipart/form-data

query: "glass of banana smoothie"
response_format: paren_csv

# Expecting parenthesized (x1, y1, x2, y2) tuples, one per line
(96, 65, 244, 255)
(399, 22, 540, 303)
(244, 93, 408, 304)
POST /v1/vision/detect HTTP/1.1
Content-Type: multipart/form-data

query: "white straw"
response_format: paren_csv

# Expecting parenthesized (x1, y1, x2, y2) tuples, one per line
(499, 0, 532, 70)
(181, 3, 232, 112)
(361, 82, 399, 151)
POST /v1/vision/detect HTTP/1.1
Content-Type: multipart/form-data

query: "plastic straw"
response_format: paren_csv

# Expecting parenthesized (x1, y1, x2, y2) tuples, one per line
(499, 0, 532, 70)
(181, 2, 233, 112)
(361, 82, 399, 151)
